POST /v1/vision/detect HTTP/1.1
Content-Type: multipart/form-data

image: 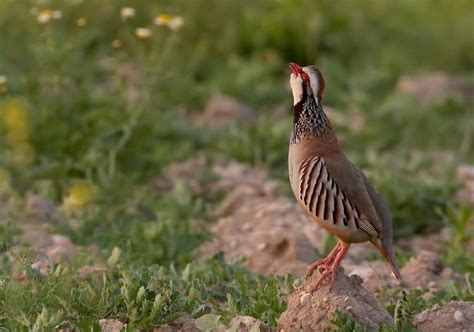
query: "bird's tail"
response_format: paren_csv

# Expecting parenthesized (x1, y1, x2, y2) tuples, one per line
(371, 237, 402, 280)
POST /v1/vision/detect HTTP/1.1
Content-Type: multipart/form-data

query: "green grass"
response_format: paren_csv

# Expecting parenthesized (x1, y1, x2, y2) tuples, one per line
(0, 0, 473, 330)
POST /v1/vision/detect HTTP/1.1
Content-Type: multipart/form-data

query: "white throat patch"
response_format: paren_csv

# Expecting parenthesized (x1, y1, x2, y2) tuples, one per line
(290, 73, 303, 105)
(303, 67, 320, 104)
(290, 67, 320, 105)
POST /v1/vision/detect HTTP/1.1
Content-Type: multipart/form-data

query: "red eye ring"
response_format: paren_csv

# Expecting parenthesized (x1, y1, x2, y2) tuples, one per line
(301, 72, 310, 83)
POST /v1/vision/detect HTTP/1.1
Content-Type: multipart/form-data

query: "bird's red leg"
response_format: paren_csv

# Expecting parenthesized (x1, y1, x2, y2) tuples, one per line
(312, 241, 351, 292)
(307, 241, 342, 276)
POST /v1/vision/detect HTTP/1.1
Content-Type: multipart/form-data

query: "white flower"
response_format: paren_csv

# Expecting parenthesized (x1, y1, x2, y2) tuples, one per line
(168, 16, 184, 31)
(135, 28, 151, 39)
(121, 7, 135, 21)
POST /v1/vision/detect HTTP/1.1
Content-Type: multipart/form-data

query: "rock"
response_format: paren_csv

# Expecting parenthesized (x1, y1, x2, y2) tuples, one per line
(28, 234, 76, 274)
(45, 235, 75, 262)
(154, 313, 197, 331)
(346, 260, 400, 296)
(228, 316, 273, 332)
(456, 164, 474, 204)
(199, 94, 256, 128)
(99, 319, 125, 332)
(30, 256, 50, 275)
(345, 250, 464, 296)
(401, 250, 456, 289)
(277, 267, 393, 331)
(453, 310, 464, 323)
(26, 195, 59, 220)
(396, 72, 473, 104)
(412, 301, 474, 332)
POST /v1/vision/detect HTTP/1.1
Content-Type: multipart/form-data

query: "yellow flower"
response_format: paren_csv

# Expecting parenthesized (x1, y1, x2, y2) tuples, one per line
(154, 14, 172, 26)
(121, 7, 135, 21)
(0, 76, 6, 93)
(135, 28, 151, 39)
(154, 14, 184, 31)
(111, 39, 122, 48)
(0, 98, 34, 166)
(36, 9, 61, 23)
(37, 10, 53, 23)
(0, 168, 10, 190)
(76, 17, 87, 27)
(63, 182, 98, 209)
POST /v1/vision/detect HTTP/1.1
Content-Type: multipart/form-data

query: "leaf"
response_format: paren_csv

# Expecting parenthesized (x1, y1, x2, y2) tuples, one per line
(195, 314, 221, 332)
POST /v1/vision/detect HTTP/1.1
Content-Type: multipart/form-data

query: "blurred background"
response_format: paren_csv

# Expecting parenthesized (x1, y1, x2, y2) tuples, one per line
(0, 0, 473, 330)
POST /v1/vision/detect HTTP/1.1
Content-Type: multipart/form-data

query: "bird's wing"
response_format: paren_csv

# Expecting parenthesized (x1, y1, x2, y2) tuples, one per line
(361, 173, 393, 240)
(297, 156, 381, 237)
(321, 155, 383, 236)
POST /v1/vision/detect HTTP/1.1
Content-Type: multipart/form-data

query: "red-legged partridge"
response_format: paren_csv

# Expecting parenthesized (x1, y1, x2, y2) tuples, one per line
(288, 63, 402, 291)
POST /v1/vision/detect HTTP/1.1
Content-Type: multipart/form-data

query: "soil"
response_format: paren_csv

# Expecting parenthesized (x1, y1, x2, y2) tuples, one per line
(277, 267, 393, 331)
(412, 301, 474, 332)
(396, 72, 473, 104)
(199, 160, 326, 275)
(197, 94, 257, 129)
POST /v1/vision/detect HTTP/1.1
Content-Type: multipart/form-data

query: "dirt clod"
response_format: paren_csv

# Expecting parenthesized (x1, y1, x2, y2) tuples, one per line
(199, 161, 325, 275)
(229, 316, 273, 332)
(154, 313, 197, 332)
(396, 72, 473, 104)
(412, 301, 474, 332)
(99, 319, 125, 332)
(277, 267, 393, 331)
(401, 250, 461, 289)
(457, 164, 474, 204)
(198, 94, 256, 128)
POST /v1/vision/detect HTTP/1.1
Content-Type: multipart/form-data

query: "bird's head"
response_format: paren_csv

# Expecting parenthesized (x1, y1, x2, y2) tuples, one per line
(289, 63, 325, 106)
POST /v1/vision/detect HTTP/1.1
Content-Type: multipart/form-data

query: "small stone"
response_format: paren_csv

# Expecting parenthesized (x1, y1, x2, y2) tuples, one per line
(344, 296, 349, 302)
(453, 310, 464, 323)
(346, 306, 353, 311)
(428, 281, 437, 288)
(242, 223, 251, 231)
(300, 293, 311, 305)
(257, 242, 267, 251)
(99, 319, 125, 332)
(322, 296, 328, 302)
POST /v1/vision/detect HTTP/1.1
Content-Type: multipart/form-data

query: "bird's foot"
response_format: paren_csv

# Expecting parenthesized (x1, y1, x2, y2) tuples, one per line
(308, 241, 350, 293)
(311, 265, 338, 293)
(306, 242, 342, 278)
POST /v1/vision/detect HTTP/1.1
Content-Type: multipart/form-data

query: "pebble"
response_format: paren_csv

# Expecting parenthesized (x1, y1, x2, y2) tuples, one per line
(257, 242, 267, 250)
(299, 293, 311, 305)
(428, 281, 437, 288)
(453, 310, 464, 323)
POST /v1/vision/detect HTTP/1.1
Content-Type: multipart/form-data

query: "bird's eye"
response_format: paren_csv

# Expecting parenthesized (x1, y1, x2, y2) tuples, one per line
(301, 72, 310, 83)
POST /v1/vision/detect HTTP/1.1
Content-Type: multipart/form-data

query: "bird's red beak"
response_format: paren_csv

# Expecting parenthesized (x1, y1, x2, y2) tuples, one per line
(289, 62, 303, 76)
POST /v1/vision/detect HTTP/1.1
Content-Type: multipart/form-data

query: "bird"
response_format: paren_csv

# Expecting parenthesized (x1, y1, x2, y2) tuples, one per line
(287, 62, 402, 291)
